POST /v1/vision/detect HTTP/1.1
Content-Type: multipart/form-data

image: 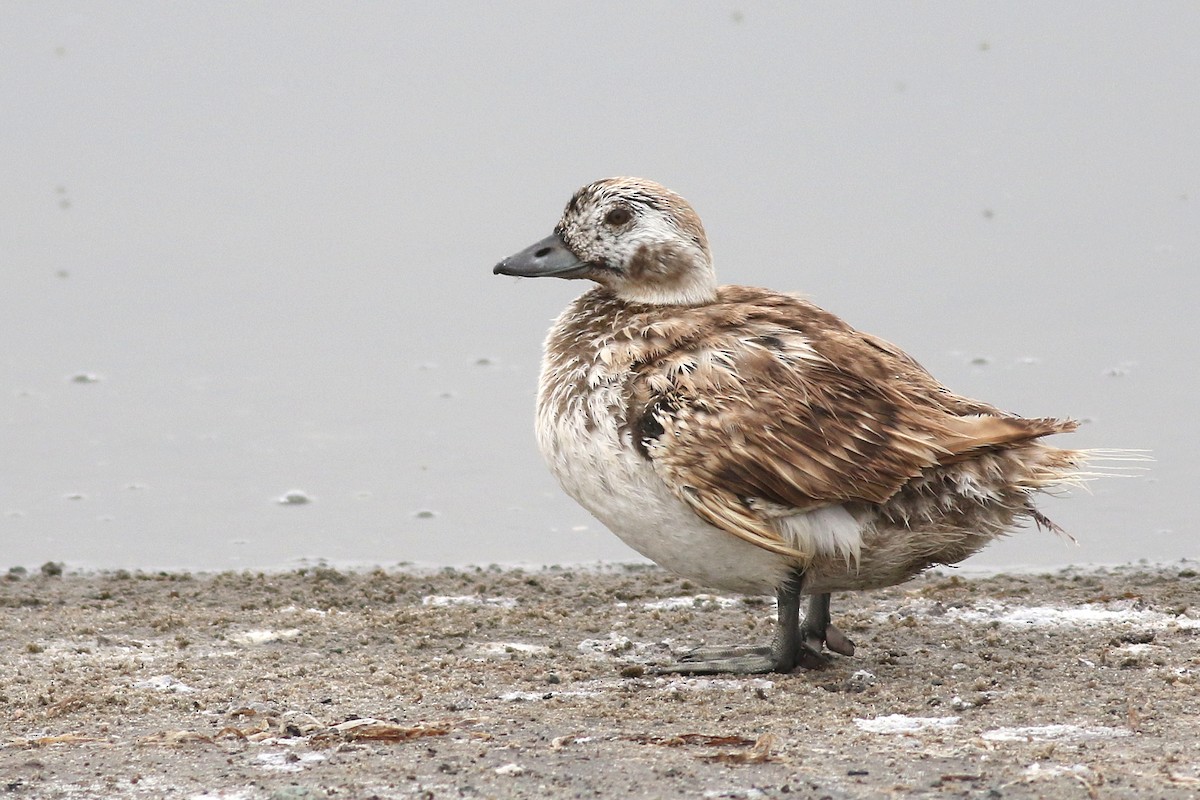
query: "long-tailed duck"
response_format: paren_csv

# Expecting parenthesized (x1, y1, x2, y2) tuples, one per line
(494, 177, 1087, 674)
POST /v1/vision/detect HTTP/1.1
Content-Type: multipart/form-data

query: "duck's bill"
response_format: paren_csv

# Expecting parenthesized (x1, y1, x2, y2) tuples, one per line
(493, 233, 589, 278)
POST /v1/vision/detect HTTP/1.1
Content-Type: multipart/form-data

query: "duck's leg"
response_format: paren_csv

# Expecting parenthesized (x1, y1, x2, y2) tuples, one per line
(657, 572, 840, 675)
(655, 585, 800, 675)
(800, 593, 856, 658)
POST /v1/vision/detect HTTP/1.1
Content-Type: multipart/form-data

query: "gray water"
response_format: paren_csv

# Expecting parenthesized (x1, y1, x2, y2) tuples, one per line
(2, 4, 1194, 572)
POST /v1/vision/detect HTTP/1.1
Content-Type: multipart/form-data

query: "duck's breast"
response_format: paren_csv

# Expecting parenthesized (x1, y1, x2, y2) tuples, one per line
(535, 357, 790, 596)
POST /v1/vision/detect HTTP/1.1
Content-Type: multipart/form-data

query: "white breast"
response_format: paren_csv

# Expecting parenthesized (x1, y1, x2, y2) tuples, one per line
(535, 379, 793, 596)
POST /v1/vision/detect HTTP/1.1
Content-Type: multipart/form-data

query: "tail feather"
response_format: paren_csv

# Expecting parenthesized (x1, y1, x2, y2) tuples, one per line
(937, 415, 1079, 465)
(1023, 447, 1150, 543)
(1026, 447, 1152, 490)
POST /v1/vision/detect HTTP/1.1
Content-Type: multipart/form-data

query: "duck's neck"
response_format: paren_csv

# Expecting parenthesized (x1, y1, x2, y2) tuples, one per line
(612, 245, 719, 306)
(614, 278, 718, 306)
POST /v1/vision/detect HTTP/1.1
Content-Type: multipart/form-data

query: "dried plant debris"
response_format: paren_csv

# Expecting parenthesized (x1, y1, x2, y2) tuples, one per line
(699, 733, 779, 764)
(627, 732, 760, 748)
(324, 718, 453, 743)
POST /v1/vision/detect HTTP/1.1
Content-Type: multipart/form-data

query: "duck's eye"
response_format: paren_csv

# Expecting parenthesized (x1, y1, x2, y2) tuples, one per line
(604, 207, 632, 226)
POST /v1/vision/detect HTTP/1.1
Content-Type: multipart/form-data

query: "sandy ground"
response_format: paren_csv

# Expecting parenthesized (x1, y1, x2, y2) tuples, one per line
(2, 562, 1199, 799)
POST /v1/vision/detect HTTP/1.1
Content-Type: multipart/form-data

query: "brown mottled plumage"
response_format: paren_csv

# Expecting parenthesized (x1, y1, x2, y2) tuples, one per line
(494, 177, 1087, 674)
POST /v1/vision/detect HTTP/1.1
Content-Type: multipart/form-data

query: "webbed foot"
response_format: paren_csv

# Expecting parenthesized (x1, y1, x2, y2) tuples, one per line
(655, 644, 787, 675)
(650, 589, 854, 675)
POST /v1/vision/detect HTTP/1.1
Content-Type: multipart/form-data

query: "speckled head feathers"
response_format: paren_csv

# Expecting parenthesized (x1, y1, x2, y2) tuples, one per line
(554, 178, 718, 306)
(493, 178, 718, 305)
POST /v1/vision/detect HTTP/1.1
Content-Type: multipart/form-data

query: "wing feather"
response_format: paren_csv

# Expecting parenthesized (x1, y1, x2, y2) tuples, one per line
(626, 293, 1074, 563)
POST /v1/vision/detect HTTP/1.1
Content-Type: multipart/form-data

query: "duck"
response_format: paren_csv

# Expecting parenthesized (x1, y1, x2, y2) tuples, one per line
(494, 177, 1086, 674)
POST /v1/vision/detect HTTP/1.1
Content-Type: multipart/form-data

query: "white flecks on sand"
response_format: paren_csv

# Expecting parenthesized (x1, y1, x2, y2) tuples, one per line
(229, 629, 301, 645)
(1113, 642, 1170, 659)
(939, 601, 1200, 630)
(949, 695, 980, 711)
(575, 633, 673, 663)
(132, 674, 196, 693)
(474, 641, 551, 657)
(577, 632, 638, 655)
(278, 605, 332, 616)
(494, 763, 526, 776)
(981, 724, 1133, 742)
(703, 787, 768, 799)
(848, 669, 877, 686)
(1023, 763, 1094, 779)
(254, 750, 327, 773)
(551, 734, 595, 748)
(854, 714, 961, 734)
(641, 594, 743, 611)
(422, 594, 518, 608)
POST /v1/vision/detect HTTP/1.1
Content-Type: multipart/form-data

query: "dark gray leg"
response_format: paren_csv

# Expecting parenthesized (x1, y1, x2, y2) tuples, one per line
(800, 593, 856, 658)
(653, 573, 852, 675)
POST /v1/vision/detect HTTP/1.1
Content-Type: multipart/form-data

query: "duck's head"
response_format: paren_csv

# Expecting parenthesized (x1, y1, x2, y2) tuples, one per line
(494, 177, 717, 306)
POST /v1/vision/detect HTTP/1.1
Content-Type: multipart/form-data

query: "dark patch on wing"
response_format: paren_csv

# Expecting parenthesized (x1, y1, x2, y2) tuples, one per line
(632, 395, 674, 459)
(750, 334, 785, 350)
